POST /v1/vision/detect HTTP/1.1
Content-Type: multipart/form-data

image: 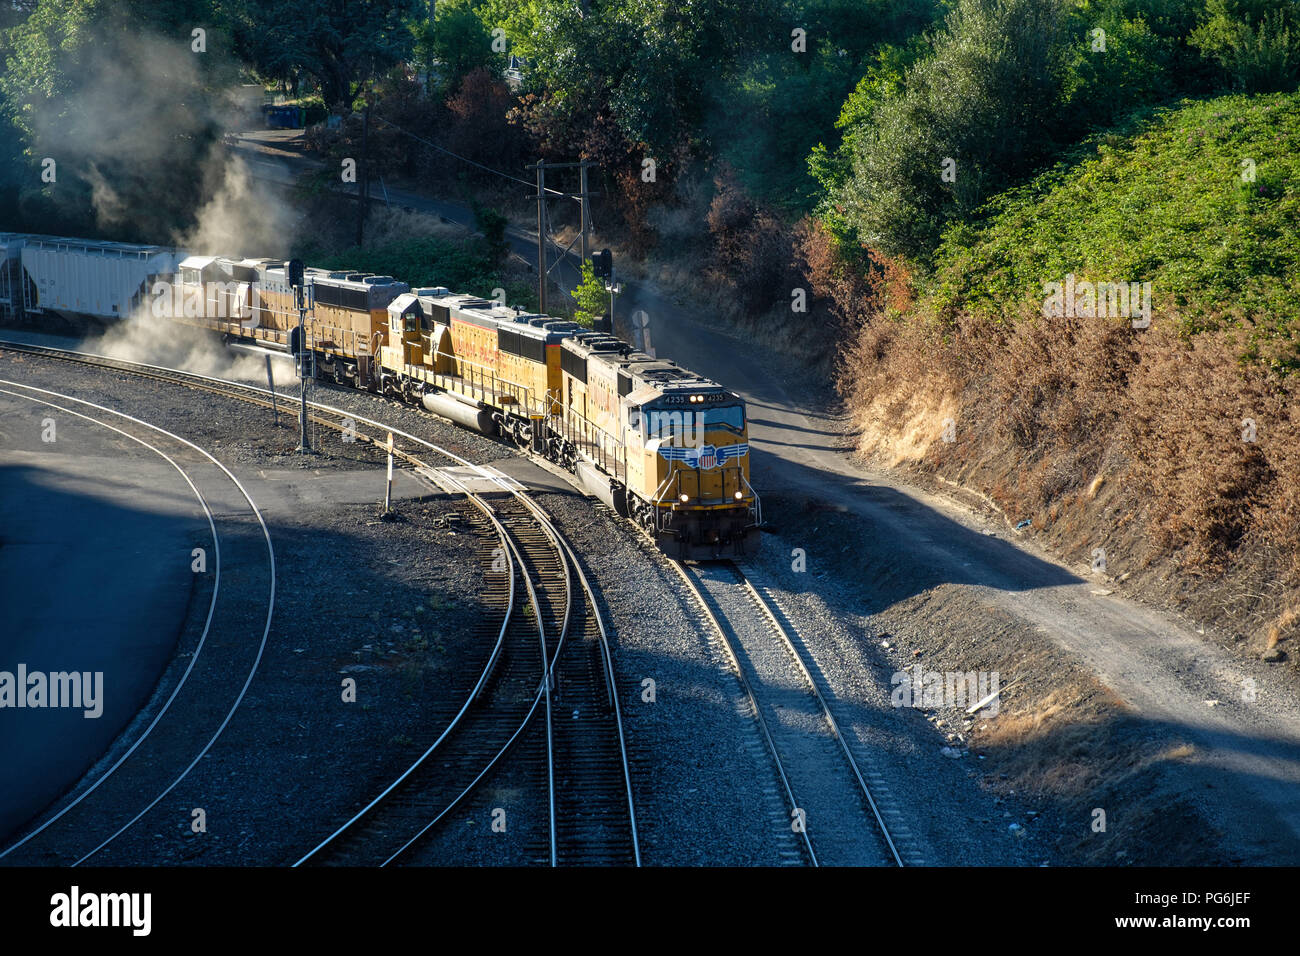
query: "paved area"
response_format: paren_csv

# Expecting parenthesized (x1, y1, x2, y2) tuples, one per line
(0, 395, 205, 843)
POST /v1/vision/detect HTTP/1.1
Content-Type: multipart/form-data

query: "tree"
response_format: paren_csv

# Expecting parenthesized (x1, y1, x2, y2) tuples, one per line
(471, 199, 508, 264)
(1191, 0, 1300, 92)
(0, 0, 39, 31)
(571, 260, 607, 328)
(807, 34, 932, 240)
(481, 0, 768, 158)
(708, 0, 938, 212)
(445, 67, 524, 176)
(0, 0, 240, 237)
(410, 0, 499, 97)
(839, 0, 1069, 264)
(228, 0, 423, 113)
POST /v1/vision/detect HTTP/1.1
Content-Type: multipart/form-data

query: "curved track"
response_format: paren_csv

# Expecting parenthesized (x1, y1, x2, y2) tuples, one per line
(0, 341, 639, 867)
(0, 381, 276, 866)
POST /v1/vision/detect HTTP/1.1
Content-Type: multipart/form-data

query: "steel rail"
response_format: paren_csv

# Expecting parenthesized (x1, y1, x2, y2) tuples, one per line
(667, 559, 819, 866)
(0, 380, 276, 865)
(3, 339, 641, 867)
(731, 565, 903, 867)
(0, 389, 222, 859)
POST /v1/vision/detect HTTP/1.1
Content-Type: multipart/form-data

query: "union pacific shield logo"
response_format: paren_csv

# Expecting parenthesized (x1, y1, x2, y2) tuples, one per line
(660, 443, 748, 469)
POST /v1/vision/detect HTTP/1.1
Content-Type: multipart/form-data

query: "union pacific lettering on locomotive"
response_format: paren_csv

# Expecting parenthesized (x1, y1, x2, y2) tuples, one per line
(0, 234, 760, 559)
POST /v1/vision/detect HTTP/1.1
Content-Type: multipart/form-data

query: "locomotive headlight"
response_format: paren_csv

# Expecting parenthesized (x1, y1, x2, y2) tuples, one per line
(679, 493, 690, 503)
(734, 491, 744, 500)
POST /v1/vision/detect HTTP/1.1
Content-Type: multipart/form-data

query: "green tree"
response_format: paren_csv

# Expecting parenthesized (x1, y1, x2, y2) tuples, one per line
(1191, 0, 1300, 92)
(0, 0, 239, 236)
(481, 0, 768, 157)
(839, 0, 1069, 264)
(571, 260, 608, 328)
(471, 200, 508, 264)
(411, 0, 499, 97)
(807, 35, 932, 238)
(710, 0, 937, 212)
(227, 0, 423, 112)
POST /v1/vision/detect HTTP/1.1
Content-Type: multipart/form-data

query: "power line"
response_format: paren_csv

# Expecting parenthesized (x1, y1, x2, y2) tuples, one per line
(371, 112, 599, 298)
(371, 113, 569, 197)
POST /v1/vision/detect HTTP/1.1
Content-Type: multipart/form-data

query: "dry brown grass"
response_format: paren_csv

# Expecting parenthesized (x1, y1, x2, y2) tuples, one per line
(1267, 606, 1299, 651)
(839, 295, 1300, 650)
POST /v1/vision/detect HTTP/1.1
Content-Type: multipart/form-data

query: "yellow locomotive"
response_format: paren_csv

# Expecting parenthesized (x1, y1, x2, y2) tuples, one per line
(160, 256, 761, 559)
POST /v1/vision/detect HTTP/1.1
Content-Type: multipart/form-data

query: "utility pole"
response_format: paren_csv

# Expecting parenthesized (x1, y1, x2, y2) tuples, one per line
(528, 159, 599, 316)
(579, 162, 590, 267)
(356, 100, 370, 249)
(297, 284, 309, 453)
(286, 258, 311, 454)
(531, 159, 547, 313)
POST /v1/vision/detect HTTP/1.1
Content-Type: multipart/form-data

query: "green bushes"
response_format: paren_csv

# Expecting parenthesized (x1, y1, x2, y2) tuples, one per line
(1191, 0, 1300, 92)
(836, 0, 1070, 264)
(924, 92, 1300, 374)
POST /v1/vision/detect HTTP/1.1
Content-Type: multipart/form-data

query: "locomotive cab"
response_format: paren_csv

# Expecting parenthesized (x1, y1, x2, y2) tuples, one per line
(624, 383, 761, 559)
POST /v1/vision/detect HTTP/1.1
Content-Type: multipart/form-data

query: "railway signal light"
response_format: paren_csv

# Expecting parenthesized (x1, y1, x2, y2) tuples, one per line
(592, 249, 612, 279)
(286, 258, 305, 287)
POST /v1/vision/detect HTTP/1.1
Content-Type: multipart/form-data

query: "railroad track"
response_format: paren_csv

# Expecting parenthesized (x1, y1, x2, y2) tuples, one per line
(291, 494, 548, 866)
(298, 490, 639, 866)
(0, 380, 276, 866)
(491, 496, 640, 866)
(0, 340, 640, 866)
(669, 558, 919, 867)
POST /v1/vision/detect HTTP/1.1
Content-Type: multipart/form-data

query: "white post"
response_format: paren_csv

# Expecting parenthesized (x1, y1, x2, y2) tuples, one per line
(384, 431, 394, 513)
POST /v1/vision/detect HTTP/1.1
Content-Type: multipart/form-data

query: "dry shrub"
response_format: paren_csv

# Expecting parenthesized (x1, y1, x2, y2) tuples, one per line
(836, 312, 963, 466)
(443, 69, 526, 176)
(796, 219, 873, 332)
(1123, 326, 1297, 572)
(989, 311, 1137, 453)
(1267, 606, 1299, 650)
(705, 170, 798, 313)
(646, 168, 713, 252)
(840, 288, 1300, 603)
(865, 247, 915, 316)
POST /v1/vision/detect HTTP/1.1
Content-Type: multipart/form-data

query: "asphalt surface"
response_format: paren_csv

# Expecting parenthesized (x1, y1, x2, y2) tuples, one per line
(0, 393, 203, 843)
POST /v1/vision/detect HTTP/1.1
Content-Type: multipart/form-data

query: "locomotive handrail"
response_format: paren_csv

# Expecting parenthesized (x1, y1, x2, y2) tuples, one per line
(741, 472, 762, 526)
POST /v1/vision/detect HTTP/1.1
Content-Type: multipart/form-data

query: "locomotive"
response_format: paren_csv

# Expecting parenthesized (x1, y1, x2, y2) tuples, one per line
(159, 254, 761, 559)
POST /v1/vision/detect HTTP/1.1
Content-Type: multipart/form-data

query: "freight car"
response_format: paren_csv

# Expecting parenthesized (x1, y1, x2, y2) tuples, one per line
(0, 233, 183, 329)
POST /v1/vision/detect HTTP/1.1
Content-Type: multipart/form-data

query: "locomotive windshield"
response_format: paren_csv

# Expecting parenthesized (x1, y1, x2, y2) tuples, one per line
(644, 403, 745, 439)
(702, 405, 745, 434)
